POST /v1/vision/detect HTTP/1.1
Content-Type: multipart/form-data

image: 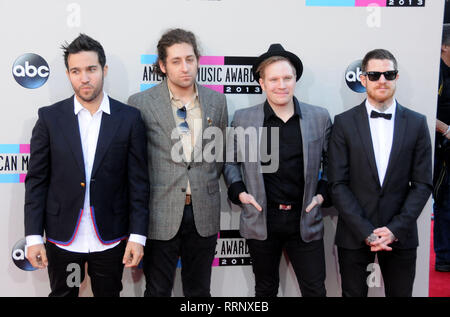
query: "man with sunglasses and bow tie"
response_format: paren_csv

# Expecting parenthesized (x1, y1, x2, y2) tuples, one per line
(328, 49, 432, 297)
(127, 28, 228, 297)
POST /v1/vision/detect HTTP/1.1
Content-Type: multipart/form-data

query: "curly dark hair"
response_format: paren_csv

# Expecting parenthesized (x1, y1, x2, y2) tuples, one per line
(153, 28, 200, 77)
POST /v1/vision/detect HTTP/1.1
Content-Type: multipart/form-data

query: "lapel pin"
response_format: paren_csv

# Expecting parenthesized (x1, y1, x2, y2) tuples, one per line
(207, 117, 212, 126)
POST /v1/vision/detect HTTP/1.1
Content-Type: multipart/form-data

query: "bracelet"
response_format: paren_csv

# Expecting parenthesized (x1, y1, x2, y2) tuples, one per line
(444, 126, 450, 136)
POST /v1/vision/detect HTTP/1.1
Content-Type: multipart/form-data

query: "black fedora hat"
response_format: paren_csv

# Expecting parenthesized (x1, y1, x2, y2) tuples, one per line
(252, 43, 303, 82)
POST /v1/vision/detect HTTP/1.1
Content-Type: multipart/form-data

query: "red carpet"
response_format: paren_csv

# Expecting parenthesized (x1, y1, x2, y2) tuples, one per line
(429, 220, 450, 297)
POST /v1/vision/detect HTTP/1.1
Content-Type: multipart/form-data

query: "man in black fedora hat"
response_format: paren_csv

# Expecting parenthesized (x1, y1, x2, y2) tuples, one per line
(224, 44, 332, 296)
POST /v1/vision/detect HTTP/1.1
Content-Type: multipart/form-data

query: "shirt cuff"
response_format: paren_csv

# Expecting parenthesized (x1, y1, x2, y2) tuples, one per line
(227, 181, 247, 205)
(129, 234, 147, 246)
(26, 235, 44, 247)
(316, 179, 331, 208)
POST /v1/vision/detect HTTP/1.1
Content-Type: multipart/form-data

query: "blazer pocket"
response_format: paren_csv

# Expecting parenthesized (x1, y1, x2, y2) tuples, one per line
(46, 200, 60, 216)
(207, 180, 220, 194)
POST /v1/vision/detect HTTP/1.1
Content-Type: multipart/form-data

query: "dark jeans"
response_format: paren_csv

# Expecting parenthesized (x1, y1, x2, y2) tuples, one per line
(143, 204, 217, 297)
(246, 206, 326, 297)
(434, 183, 450, 266)
(337, 246, 417, 297)
(45, 240, 126, 297)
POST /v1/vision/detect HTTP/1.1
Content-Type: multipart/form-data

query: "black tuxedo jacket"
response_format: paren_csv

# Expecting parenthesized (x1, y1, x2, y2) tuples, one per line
(328, 101, 432, 249)
(24, 96, 149, 245)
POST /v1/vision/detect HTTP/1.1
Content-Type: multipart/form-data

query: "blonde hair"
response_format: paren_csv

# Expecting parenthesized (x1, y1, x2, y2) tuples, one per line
(256, 56, 296, 80)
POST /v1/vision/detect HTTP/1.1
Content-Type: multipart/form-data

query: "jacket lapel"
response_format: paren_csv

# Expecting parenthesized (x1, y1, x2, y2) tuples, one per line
(382, 103, 407, 188)
(198, 85, 217, 161)
(56, 97, 85, 176)
(354, 102, 381, 187)
(150, 81, 180, 146)
(91, 98, 122, 177)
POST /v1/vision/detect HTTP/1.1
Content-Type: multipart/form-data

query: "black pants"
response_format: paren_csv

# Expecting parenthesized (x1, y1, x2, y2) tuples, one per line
(143, 204, 217, 297)
(246, 207, 326, 297)
(338, 246, 417, 297)
(45, 240, 126, 297)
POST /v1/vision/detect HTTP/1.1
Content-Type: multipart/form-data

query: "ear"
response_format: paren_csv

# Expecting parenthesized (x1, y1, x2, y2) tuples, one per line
(259, 78, 266, 92)
(359, 74, 367, 88)
(102, 64, 109, 77)
(159, 59, 166, 74)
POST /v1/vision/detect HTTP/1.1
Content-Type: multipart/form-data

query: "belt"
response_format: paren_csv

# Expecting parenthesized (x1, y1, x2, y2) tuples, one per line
(185, 194, 192, 205)
(267, 202, 300, 211)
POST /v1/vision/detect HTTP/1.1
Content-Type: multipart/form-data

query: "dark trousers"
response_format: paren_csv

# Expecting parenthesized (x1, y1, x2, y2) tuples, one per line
(434, 183, 450, 266)
(246, 207, 326, 297)
(45, 240, 126, 297)
(143, 204, 217, 297)
(337, 246, 417, 297)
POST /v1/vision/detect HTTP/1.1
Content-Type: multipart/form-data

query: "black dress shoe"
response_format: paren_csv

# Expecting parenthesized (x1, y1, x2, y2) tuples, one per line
(435, 263, 450, 272)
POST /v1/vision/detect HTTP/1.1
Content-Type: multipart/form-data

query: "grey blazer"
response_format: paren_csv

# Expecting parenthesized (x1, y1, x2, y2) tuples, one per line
(128, 80, 228, 240)
(224, 99, 331, 242)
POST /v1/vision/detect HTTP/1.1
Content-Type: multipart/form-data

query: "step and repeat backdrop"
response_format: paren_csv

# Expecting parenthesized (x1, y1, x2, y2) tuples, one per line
(0, 0, 445, 296)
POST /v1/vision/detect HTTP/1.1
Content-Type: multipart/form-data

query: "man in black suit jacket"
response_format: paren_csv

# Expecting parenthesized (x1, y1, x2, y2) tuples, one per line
(24, 34, 149, 297)
(328, 49, 432, 297)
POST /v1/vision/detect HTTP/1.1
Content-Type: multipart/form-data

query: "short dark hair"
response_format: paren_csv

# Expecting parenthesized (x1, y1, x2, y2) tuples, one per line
(361, 49, 398, 72)
(443, 24, 450, 46)
(153, 28, 200, 77)
(61, 33, 106, 70)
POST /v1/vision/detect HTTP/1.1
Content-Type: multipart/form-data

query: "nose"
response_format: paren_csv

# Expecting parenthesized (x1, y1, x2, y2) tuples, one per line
(277, 79, 286, 88)
(80, 71, 89, 83)
(181, 60, 188, 72)
(378, 74, 388, 83)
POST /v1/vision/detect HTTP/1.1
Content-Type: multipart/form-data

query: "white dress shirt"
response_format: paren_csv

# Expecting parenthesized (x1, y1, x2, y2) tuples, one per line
(26, 93, 146, 252)
(366, 99, 396, 186)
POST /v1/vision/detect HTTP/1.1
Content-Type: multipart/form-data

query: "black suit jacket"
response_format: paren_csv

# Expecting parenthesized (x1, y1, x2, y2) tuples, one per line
(328, 101, 432, 249)
(24, 96, 149, 245)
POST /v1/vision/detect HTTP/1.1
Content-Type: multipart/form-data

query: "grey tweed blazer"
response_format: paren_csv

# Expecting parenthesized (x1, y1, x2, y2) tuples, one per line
(128, 80, 228, 240)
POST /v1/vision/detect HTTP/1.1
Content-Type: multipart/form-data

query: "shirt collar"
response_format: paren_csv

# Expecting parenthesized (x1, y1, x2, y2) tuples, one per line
(168, 84, 199, 108)
(73, 92, 110, 115)
(264, 96, 302, 121)
(365, 98, 396, 118)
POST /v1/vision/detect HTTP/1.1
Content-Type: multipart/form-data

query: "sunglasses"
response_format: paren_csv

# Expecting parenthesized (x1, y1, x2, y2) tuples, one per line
(363, 70, 398, 81)
(176, 106, 190, 134)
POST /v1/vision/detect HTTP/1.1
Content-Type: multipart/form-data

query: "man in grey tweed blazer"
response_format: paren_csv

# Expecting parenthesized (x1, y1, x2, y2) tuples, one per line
(224, 44, 331, 297)
(127, 29, 227, 297)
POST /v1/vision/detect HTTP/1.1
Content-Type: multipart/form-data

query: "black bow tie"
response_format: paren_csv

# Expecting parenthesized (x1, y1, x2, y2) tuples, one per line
(370, 110, 392, 120)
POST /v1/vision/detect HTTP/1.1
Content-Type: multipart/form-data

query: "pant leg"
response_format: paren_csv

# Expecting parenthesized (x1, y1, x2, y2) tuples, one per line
(179, 204, 217, 297)
(286, 238, 326, 297)
(87, 241, 126, 297)
(377, 248, 417, 297)
(143, 236, 181, 297)
(246, 237, 283, 297)
(337, 247, 376, 297)
(45, 242, 86, 297)
(434, 183, 450, 266)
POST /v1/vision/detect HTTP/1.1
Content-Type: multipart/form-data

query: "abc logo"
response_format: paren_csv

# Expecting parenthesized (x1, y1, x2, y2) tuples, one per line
(345, 60, 366, 93)
(11, 237, 37, 271)
(12, 53, 50, 89)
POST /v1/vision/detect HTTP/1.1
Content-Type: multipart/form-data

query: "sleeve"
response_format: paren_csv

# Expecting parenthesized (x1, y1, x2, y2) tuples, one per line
(24, 108, 51, 237)
(127, 110, 150, 237)
(316, 110, 332, 208)
(386, 115, 433, 242)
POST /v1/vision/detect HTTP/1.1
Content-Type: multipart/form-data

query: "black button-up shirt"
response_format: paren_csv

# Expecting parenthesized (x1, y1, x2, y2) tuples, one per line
(228, 97, 309, 205)
(261, 99, 304, 205)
